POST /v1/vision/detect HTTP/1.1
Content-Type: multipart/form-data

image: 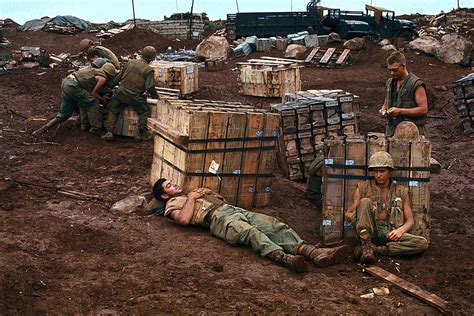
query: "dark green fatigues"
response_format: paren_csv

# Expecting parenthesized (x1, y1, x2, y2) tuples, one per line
(351, 180, 428, 256)
(385, 73, 427, 137)
(56, 67, 106, 131)
(306, 151, 325, 206)
(95, 45, 120, 70)
(105, 59, 157, 135)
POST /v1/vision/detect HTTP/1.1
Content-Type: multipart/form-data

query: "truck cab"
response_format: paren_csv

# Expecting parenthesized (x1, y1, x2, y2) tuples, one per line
(365, 4, 417, 40)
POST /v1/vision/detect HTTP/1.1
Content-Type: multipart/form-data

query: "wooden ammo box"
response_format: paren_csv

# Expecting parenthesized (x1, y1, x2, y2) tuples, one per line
(272, 90, 360, 181)
(453, 73, 474, 133)
(147, 99, 280, 209)
(150, 60, 199, 95)
(320, 134, 431, 244)
(237, 58, 302, 97)
(115, 89, 180, 138)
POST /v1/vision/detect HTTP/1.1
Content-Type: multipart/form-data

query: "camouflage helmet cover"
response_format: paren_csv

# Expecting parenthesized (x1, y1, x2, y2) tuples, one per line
(102, 62, 117, 76)
(368, 151, 395, 170)
(80, 38, 93, 52)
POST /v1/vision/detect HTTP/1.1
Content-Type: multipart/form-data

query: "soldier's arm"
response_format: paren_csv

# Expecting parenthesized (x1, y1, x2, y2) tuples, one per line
(345, 188, 362, 221)
(387, 86, 428, 117)
(387, 191, 414, 241)
(379, 100, 388, 116)
(92, 75, 107, 104)
(145, 72, 158, 98)
(168, 191, 202, 225)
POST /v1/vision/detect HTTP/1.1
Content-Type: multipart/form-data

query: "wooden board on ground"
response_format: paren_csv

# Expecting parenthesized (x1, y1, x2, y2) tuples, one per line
(361, 265, 448, 313)
(305, 47, 320, 63)
(319, 48, 336, 64)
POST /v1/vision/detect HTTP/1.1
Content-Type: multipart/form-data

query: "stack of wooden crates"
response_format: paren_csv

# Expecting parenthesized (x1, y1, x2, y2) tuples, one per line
(150, 60, 199, 95)
(237, 58, 302, 97)
(271, 90, 360, 180)
(147, 99, 280, 209)
(453, 73, 474, 133)
(320, 133, 431, 244)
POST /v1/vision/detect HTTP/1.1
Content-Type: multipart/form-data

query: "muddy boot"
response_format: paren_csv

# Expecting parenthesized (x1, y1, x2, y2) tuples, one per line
(102, 131, 113, 141)
(360, 239, 376, 264)
(297, 244, 350, 268)
(267, 250, 307, 273)
(89, 127, 104, 136)
(32, 124, 48, 136)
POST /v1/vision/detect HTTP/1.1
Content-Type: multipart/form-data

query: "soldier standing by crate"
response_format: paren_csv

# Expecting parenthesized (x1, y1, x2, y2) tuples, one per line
(379, 51, 428, 137)
(32, 63, 118, 136)
(345, 151, 428, 264)
(79, 38, 120, 71)
(102, 46, 158, 141)
(151, 178, 350, 273)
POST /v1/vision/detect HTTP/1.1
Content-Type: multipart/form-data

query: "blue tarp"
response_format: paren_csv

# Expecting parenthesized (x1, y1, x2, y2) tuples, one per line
(18, 15, 91, 31)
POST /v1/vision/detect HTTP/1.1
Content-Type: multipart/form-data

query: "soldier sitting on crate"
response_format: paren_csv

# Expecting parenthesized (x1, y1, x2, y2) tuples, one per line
(32, 62, 118, 136)
(150, 178, 350, 273)
(379, 51, 428, 138)
(345, 151, 428, 264)
(102, 46, 158, 141)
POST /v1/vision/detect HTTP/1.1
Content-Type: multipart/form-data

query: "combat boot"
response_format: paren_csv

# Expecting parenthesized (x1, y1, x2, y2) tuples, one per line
(360, 239, 376, 264)
(296, 244, 350, 268)
(102, 132, 113, 141)
(267, 250, 307, 273)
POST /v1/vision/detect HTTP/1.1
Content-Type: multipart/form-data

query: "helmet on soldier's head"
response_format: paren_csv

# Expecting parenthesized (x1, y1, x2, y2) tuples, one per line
(368, 151, 395, 170)
(102, 62, 117, 77)
(80, 38, 93, 52)
(142, 46, 157, 62)
(393, 121, 420, 140)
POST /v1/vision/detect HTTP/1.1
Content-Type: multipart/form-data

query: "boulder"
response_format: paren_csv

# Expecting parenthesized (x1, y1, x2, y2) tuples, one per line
(343, 37, 366, 50)
(381, 44, 397, 51)
(110, 195, 147, 214)
(408, 35, 439, 56)
(284, 44, 307, 58)
(435, 34, 472, 66)
(328, 32, 342, 43)
(195, 36, 231, 61)
(379, 39, 391, 46)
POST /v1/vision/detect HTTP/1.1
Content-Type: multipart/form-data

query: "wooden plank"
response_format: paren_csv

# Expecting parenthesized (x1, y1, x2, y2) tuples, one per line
(237, 112, 265, 208)
(305, 47, 320, 63)
(319, 48, 336, 64)
(335, 49, 351, 65)
(220, 112, 246, 205)
(260, 56, 306, 63)
(361, 265, 448, 312)
(255, 113, 280, 207)
(203, 112, 229, 192)
(147, 118, 189, 147)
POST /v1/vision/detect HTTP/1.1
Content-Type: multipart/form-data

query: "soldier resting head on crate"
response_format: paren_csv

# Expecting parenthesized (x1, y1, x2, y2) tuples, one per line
(150, 178, 350, 273)
(379, 51, 428, 138)
(345, 151, 428, 264)
(102, 45, 158, 142)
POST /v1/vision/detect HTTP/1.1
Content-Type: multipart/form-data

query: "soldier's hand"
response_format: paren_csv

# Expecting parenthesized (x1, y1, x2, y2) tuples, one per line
(386, 107, 401, 117)
(387, 228, 404, 241)
(187, 191, 203, 200)
(378, 107, 387, 117)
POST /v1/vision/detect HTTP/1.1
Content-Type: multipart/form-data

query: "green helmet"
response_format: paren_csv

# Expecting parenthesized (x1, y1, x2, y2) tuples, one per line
(80, 38, 93, 52)
(102, 62, 117, 77)
(142, 46, 157, 61)
(368, 151, 395, 170)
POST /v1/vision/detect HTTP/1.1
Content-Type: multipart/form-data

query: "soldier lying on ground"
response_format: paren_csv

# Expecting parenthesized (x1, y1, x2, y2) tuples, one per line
(150, 178, 350, 273)
(32, 62, 117, 136)
(345, 151, 428, 264)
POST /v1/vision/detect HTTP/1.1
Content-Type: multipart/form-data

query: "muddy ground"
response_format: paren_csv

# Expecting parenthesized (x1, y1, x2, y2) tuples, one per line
(0, 25, 473, 314)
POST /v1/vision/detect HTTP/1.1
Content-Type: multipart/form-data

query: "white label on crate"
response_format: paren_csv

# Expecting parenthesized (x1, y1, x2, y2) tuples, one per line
(265, 186, 272, 192)
(209, 160, 220, 174)
(322, 220, 332, 226)
(345, 159, 355, 165)
(256, 130, 264, 137)
(248, 187, 255, 193)
(344, 221, 353, 228)
(409, 181, 419, 187)
(326, 101, 338, 107)
(232, 169, 241, 174)
(325, 158, 334, 165)
(339, 96, 353, 102)
(185, 64, 194, 74)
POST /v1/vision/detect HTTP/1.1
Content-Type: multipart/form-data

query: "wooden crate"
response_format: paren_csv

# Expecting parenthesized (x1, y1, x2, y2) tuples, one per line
(147, 99, 280, 209)
(115, 89, 180, 138)
(237, 58, 303, 97)
(320, 134, 431, 244)
(150, 60, 199, 95)
(452, 73, 474, 133)
(271, 90, 360, 181)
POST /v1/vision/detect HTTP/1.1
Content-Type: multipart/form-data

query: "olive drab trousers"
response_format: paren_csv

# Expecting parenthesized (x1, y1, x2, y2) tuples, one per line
(208, 205, 304, 257)
(352, 198, 428, 256)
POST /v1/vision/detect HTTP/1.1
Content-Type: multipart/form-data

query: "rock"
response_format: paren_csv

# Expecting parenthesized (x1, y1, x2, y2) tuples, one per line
(372, 287, 390, 296)
(195, 36, 231, 61)
(343, 37, 366, 51)
(360, 293, 375, 299)
(435, 34, 472, 66)
(408, 35, 439, 56)
(328, 32, 342, 43)
(284, 44, 307, 58)
(381, 44, 397, 51)
(110, 195, 147, 214)
(379, 39, 391, 46)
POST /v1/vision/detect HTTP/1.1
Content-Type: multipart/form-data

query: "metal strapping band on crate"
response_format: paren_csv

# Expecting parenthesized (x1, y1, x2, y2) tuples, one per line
(153, 131, 277, 154)
(325, 163, 431, 172)
(326, 174, 431, 182)
(155, 153, 273, 178)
